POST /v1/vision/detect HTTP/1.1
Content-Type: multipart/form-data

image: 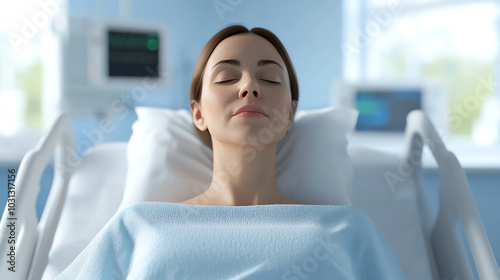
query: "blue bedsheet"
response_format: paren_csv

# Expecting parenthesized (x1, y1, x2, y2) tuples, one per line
(57, 202, 405, 279)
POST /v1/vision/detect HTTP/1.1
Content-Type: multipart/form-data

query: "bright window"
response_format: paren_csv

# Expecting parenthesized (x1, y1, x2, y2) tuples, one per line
(344, 0, 500, 146)
(0, 1, 45, 136)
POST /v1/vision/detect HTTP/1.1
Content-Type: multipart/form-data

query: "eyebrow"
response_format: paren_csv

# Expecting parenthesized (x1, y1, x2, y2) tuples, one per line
(211, 59, 284, 72)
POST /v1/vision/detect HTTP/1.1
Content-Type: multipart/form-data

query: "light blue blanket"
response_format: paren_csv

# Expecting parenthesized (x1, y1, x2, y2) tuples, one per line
(57, 202, 405, 279)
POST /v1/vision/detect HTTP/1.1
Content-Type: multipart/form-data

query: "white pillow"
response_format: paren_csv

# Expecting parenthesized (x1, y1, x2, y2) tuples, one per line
(120, 106, 358, 209)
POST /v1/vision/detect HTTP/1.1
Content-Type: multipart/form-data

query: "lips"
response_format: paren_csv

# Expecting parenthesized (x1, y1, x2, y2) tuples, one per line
(233, 104, 267, 117)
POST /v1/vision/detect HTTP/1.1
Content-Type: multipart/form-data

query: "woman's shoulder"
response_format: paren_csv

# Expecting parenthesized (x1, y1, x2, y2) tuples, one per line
(172, 196, 206, 205)
(173, 195, 302, 206)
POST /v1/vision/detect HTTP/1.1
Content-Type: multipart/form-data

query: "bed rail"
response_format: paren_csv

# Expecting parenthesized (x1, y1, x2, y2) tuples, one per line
(403, 110, 500, 280)
(0, 114, 76, 280)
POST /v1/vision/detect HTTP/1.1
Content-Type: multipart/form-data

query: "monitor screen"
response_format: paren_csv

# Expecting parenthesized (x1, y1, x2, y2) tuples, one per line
(355, 88, 421, 132)
(108, 30, 159, 78)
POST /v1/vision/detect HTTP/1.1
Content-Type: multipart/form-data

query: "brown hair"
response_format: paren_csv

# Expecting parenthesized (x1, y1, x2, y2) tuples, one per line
(190, 25, 299, 149)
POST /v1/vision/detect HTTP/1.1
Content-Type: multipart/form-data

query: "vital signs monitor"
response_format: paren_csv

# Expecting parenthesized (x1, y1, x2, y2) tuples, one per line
(43, 17, 169, 123)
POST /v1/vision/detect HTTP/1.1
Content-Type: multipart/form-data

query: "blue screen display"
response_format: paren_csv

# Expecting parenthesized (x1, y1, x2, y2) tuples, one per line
(355, 89, 421, 132)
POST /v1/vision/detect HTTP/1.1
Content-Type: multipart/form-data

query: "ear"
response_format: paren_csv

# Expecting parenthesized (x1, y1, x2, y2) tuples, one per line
(286, 101, 297, 131)
(190, 100, 208, 131)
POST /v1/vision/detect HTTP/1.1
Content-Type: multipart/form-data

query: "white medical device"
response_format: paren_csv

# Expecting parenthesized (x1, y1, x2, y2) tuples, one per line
(332, 81, 447, 153)
(333, 80, 447, 134)
(43, 17, 169, 123)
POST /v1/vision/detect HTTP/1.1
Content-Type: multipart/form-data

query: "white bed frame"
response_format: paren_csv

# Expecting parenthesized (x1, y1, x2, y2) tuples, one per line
(1, 110, 499, 280)
(403, 112, 499, 279)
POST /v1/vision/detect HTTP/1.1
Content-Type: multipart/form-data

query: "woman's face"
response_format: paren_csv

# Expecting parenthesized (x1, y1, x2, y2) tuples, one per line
(192, 33, 296, 148)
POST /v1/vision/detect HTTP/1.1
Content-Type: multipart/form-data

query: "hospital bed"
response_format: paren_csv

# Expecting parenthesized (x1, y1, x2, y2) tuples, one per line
(1, 109, 499, 280)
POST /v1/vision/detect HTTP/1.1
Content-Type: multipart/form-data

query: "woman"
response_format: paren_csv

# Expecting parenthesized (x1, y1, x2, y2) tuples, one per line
(57, 25, 405, 280)
(179, 25, 300, 206)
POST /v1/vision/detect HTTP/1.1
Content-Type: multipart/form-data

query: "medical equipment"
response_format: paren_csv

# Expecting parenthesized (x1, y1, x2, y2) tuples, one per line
(333, 81, 447, 134)
(42, 16, 169, 123)
(0, 110, 499, 279)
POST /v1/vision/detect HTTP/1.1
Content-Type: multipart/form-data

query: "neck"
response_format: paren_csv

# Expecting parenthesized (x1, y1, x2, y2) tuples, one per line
(198, 139, 285, 206)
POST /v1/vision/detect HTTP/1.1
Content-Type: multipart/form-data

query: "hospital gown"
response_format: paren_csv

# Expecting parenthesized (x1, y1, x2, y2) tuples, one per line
(57, 202, 405, 279)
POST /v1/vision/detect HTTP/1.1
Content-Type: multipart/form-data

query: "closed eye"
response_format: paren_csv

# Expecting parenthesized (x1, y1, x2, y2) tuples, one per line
(261, 79, 281, 85)
(214, 79, 281, 85)
(214, 79, 237, 85)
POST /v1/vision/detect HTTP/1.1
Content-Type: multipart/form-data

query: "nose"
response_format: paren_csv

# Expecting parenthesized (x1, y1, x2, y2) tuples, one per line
(238, 75, 261, 100)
